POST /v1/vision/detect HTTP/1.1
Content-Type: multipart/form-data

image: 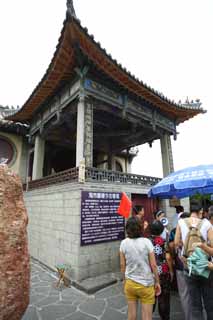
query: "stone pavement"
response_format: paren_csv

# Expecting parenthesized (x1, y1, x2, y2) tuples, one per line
(22, 260, 184, 320)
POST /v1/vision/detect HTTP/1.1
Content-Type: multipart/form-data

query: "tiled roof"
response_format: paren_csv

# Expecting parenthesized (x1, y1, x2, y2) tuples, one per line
(0, 106, 29, 135)
(75, 18, 205, 115)
(7, 2, 205, 123)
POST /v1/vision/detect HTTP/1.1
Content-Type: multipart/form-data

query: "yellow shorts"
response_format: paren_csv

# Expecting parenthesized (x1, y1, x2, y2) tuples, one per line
(124, 279, 155, 304)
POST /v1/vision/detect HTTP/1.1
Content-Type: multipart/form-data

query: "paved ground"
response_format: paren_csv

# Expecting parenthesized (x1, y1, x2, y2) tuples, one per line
(22, 260, 184, 320)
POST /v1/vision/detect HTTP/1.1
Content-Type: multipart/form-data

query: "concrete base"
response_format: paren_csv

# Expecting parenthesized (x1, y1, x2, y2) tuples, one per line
(24, 181, 151, 282)
(73, 274, 119, 294)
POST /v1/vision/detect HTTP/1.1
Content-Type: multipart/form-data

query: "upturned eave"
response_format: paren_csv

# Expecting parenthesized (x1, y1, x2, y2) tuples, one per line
(7, 14, 205, 123)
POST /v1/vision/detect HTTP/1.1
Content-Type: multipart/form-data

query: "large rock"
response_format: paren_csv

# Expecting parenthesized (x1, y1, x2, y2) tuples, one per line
(0, 165, 30, 320)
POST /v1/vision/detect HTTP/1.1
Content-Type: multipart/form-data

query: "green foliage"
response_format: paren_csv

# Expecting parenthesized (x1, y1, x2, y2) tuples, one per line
(191, 194, 211, 201)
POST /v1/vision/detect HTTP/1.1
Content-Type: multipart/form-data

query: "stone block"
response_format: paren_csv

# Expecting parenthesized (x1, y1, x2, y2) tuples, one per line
(75, 275, 117, 294)
(64, 199, 74, 208)
(63, 240, 72, 253)
(63, 190, 80, 200)
(0, 165, 30, 320)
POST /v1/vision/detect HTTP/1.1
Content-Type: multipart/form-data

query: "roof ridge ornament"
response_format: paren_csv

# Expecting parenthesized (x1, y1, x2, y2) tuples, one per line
(66, 0, 77, 19)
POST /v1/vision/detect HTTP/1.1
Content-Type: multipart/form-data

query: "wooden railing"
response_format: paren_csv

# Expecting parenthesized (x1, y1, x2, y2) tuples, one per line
(24, 166, 161, 191)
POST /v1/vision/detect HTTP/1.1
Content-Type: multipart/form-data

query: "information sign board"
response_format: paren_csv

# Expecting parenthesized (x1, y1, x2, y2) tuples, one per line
(81, 191, 125, 246)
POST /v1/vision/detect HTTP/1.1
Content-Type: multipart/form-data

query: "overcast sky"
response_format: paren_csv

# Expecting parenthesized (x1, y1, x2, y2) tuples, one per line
(0, 0, 212, 178)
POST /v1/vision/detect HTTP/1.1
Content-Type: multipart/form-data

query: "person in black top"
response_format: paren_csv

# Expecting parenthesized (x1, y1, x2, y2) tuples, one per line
(149, 220, 173, 320)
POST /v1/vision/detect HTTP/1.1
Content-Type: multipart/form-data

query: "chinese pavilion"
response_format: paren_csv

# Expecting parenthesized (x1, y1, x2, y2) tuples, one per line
(3, 0, 204, 284)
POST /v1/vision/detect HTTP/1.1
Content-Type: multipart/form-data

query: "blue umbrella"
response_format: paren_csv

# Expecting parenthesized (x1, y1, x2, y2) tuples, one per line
(148, 164, 213, 199)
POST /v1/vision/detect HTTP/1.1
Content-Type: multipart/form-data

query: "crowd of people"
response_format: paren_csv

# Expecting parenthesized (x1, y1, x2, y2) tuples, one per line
(120, 204, 213, 320)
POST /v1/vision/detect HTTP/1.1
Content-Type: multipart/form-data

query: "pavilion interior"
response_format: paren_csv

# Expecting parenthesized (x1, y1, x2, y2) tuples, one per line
(30, 92, 160, 177)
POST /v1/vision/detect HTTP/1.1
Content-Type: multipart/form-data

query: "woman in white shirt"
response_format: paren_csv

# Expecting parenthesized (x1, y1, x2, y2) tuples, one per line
(120, 217, 161, 320)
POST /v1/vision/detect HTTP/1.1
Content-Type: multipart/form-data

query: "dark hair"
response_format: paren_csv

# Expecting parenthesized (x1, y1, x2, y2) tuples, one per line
(134, 205, 144, 215)
(126, 217, 141, 238)
(175, 205, 184, 213)
(154, 209, 164, 219)
(203, 206, 209, 212)
(190, 204, 201, 214)
(179, 212, 190, 219)
(149, 220, 164, 236)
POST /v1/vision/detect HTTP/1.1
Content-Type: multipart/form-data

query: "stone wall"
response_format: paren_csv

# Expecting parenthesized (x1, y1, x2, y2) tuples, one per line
(159, 199, 176, 228)
(180, 197, 190, 212)
(159, 197, 190, 230)
(25, 182, 150, 281)
(25, 183, 81, 280)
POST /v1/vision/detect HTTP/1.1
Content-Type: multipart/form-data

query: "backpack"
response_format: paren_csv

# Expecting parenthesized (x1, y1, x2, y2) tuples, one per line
(183, 218, 204, 258)
(187, 247, 210, 278)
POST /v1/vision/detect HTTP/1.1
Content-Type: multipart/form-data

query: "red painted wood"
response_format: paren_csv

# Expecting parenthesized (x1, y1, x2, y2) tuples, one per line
(132, 193, 158, 223)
